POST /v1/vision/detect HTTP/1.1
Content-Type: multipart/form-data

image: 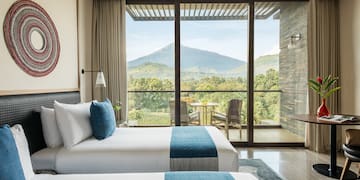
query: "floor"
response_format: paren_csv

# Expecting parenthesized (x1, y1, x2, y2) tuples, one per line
(237, 147, 359, 180)
(223, 128, 304, 143)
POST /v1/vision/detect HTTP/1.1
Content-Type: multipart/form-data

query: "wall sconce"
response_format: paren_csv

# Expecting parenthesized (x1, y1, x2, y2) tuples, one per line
(287, 33, 302, 49)
(81, 69, 106, 87)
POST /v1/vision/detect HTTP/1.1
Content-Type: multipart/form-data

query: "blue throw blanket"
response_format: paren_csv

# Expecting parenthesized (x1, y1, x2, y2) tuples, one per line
(165, 171, 234, 180)
(170, 126, 218, 170)
(170, 126, 217, 158)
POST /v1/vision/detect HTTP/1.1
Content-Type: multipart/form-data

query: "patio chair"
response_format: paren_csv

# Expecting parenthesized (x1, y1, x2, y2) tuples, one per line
(169, 101, 200, 126)
(211, 99, 243, 139)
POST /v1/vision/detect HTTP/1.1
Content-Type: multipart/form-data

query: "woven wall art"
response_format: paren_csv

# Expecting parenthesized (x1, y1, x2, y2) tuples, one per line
(3, 0, 60, 77)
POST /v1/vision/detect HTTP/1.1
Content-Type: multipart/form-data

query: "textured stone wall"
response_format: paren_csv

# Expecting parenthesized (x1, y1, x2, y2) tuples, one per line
(279, 2, 308, 137)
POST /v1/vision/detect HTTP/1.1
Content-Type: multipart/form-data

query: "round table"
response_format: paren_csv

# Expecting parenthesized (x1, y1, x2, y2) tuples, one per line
(291, 114, 360, 179)
(190, 102, 218, 125)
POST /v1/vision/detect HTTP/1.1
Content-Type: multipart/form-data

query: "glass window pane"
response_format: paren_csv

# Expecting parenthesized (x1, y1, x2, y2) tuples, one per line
(126, 4, 174, 126)
(180, 3, 248, 142)
(254, 1, 308, 143)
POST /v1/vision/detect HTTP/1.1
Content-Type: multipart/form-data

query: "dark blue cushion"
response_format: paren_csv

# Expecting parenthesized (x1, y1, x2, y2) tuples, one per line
(0, 125, 25, 180)
(90, 99, 116, 139)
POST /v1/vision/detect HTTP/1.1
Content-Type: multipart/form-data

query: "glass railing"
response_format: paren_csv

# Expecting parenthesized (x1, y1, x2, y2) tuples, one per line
(127, 90, 281, 127)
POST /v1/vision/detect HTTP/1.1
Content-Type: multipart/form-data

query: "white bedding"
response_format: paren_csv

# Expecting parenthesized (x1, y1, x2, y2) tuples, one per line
(31, 147, 61, 171)
(32, 127, 238, 173)
(32, 172, 257, 180)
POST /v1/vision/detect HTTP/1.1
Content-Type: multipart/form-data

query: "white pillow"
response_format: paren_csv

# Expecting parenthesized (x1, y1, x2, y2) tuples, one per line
(41, 106, 63, 148)
(11, 124, 35, 180)
(54, 101, 92, 149)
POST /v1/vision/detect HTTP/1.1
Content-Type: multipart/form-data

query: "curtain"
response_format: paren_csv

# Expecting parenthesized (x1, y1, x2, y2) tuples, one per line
(306, 0, 341, 153)
(92, 0, 127, 124)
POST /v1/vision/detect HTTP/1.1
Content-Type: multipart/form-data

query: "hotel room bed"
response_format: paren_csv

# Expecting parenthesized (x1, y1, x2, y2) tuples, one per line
(32, 126, 239, 173)
(0, 92, 239, 174)
(33, 172, 257, 180)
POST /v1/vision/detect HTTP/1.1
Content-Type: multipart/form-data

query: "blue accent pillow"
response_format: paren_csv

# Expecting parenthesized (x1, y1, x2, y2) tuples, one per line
(90, 99, 116, 139)
(0, 125, 26, 180)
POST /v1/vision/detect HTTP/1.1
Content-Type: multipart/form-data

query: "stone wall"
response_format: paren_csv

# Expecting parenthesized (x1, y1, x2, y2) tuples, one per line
(279, 2, 308, 137)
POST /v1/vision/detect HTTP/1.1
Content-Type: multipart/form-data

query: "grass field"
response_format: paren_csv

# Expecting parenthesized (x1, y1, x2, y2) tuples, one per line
(135, 112, 171, 126)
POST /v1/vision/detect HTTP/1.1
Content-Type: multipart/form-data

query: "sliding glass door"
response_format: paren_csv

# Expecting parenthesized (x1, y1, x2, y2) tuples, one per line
(126, 4, 175, 126)
(253, 1, 308, 143)
(180, 3, 248, 142)
(125, 0, 308, 145)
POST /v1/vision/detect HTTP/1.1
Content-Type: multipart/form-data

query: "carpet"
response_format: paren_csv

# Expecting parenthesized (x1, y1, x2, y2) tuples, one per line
(239, 159, 283, 180)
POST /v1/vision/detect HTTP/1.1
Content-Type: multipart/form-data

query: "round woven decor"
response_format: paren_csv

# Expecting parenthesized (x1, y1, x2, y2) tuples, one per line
(3, 0, 60, 77)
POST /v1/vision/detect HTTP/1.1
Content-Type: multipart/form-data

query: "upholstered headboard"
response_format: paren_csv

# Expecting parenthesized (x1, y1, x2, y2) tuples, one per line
(0, 91, 80, 154)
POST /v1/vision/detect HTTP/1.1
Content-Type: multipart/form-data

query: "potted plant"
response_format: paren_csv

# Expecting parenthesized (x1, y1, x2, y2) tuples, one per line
(112, 101, 122, 124)
(308, 75, 341, 117)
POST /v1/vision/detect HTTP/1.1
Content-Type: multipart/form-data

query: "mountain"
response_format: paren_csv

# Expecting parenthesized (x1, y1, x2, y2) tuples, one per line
(128, 44, 246, 73)
(230, 54, 279, 76)
(128, 62, 219, 79)
(129, 62, 173, 78)
(128, 44, 279, 79)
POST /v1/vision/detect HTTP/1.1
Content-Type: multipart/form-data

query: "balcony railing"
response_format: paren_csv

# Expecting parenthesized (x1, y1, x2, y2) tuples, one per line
(127, 90, 281, 127)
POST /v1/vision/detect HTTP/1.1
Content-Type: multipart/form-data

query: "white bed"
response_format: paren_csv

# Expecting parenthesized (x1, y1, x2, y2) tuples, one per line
(32, 126, 239, 173)
(33, 172, 257, 180)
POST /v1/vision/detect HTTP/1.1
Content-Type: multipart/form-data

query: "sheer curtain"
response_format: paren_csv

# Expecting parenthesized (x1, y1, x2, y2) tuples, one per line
(92, 0, 127, 124)
(306, 0, 341, 152)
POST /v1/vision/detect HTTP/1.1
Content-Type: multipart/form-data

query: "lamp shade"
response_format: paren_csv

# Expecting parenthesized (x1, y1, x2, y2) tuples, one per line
(96, 72, 106, 87)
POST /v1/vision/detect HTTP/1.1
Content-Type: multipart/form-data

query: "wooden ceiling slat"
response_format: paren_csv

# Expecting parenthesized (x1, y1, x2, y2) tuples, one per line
(262, 2, 275, 15)
(263, 6, 280, 19)
(151, 4, 159, 17)
(192, 3, 197, 17)
(232, 3, 240, 16)
(206, 3, 213, 16)
(228, 3, 240, 16)
(128, 2, 281, 21)
(257, 2, 268, 16)
(215, 3, 224, 16)
(202, 3, 208, 16)
(160, 5, 165, 17)
(197, 3, 203, 16)
(225, 3, 235, 16)
(140, 5, 148, 17)
(220, 3, 229, 16)
(126, 6, 137, 19)
(135, 5, 144, 17)
(188, 3, 191, 17)
(210, 3, 217, 16)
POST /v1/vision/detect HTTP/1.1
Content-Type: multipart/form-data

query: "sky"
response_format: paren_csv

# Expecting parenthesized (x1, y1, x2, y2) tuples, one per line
(126, 12, 279, 62)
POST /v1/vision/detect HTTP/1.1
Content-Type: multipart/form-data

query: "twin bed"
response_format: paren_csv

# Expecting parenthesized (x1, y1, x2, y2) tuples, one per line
(33, 172, 257, 180)
(0, 92, 256, 180)
(31, 126, 238, 173)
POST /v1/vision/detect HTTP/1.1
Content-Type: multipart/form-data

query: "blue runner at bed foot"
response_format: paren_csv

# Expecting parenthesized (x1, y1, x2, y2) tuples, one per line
(165, 171, 234, 180)
(170, 126, 217, 158)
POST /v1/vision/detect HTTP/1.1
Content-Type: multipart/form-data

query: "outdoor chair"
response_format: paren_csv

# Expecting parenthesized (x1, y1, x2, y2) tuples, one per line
(211, 99, 243, 139)
(169, 100, 200, 126)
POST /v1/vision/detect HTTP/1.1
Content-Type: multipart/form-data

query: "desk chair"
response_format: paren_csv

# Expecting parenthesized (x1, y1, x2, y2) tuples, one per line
(340, 129, 360, 180)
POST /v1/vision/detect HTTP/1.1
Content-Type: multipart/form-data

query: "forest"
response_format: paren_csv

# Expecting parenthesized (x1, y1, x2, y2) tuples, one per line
(127, 69, 280, 126)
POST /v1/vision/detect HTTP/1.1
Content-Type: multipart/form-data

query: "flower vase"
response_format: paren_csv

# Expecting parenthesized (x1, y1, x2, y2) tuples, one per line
(317, 98, 330, 117)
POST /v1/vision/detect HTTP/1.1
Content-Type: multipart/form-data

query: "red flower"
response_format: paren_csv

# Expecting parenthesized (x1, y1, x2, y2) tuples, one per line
(316, 76, 322, 84)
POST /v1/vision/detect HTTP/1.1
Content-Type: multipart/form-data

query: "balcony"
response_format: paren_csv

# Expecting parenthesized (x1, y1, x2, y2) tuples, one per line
(126, 1, 309, 144)
(127, 90, 305, 143)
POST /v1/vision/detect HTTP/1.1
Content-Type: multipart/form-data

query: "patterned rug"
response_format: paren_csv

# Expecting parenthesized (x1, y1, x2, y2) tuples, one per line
(239, 159, 283, 180)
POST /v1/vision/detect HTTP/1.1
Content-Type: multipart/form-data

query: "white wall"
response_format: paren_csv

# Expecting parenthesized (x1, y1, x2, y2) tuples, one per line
(339, 0, 360, 141)
(0, 0, 78, 94)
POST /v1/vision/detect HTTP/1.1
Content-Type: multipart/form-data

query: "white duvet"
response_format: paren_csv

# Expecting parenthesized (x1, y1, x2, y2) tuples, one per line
(32, 126, 238, 173)
(33, 172, 257, 180)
